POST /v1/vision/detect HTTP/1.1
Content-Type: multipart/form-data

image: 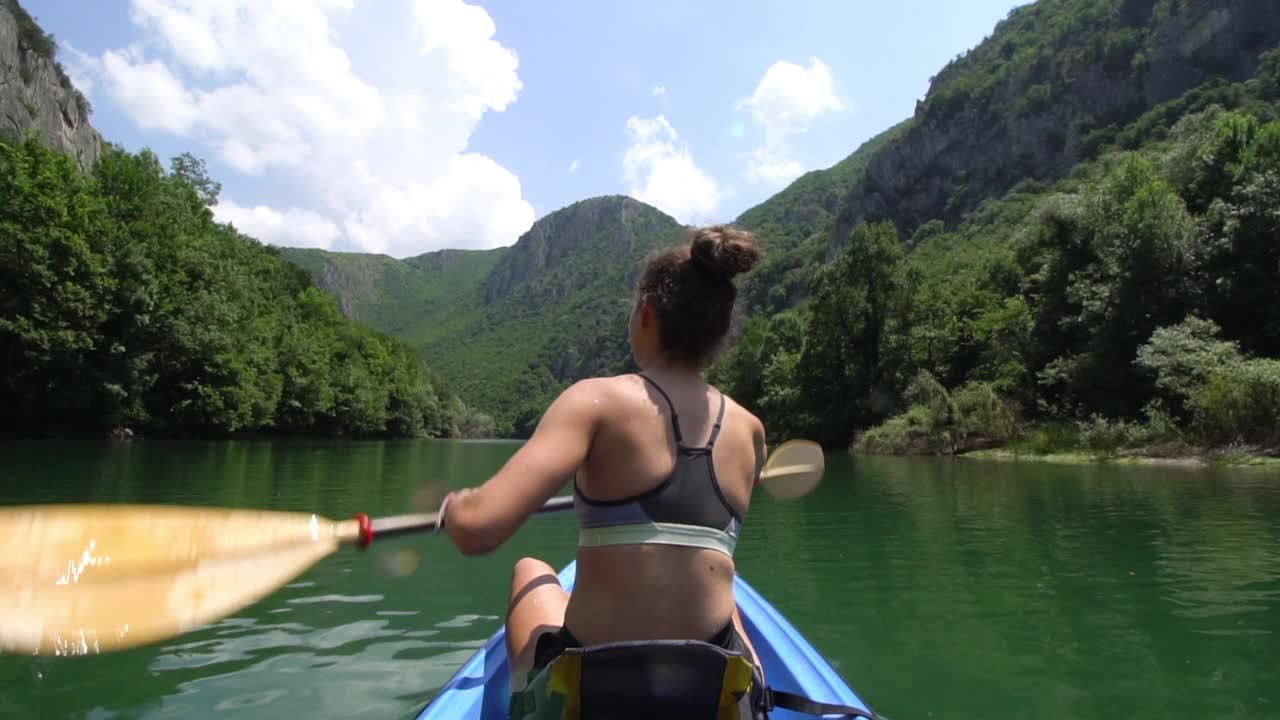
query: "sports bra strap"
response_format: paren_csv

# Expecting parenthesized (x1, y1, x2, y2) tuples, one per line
(706, 393, 726, 448)
(638, 373, 683, 444)
(638, 374, 726, 449)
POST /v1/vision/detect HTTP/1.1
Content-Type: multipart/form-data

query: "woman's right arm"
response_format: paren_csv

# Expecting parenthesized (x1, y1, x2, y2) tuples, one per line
(441, 378, 603, 555)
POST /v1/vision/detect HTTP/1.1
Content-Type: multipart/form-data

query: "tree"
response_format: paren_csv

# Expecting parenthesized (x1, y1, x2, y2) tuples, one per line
(169, 152, 222, 207)
(1021, 157, 1196, 417)
(795, 221, 909, 445)
(1195, 116, 1280, 356)
(0, 137, 112, 430)
(0, 137, 458, 437)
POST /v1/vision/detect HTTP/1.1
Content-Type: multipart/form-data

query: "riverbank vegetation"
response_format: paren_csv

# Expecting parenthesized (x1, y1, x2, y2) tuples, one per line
(713, 62, 1280, 462)
(0, 136, 493, 438)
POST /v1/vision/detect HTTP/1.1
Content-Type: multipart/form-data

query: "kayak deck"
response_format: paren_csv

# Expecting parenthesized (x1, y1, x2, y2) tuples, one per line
(416, 561, 874, 719)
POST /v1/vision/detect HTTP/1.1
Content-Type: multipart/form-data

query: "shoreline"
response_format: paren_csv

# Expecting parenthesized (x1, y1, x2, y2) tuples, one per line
(0, 428, 450, 442)
(956, 447, 1280, 469)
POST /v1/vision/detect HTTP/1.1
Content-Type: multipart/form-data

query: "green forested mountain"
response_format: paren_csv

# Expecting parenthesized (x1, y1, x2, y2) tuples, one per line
(716, 53, 1280, 452)
(284, 127, 918, 435)
(0, 138, 484, 437)
(281, 247, 506, 340)
(734, 119, 913, 314)
(830, 0, 1280, 249)
(10, 0, 1277, 453)
(286, 197, 687, 435)
(285, 0, 1280, 452)
(1, 0, 495, 439)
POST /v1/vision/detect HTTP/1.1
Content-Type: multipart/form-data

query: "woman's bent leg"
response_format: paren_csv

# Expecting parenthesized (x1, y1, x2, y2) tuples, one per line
(506, 556, 569, 687)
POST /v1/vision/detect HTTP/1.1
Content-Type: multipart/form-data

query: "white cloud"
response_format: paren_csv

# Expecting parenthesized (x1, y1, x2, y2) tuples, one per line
(622, 115, 719, 224)
(651, 84, 666, 97)
(739, 58, 847, 184)
(568, 159, 580, 174)
(99, 48, 198, 133)
(80, 0, 535, 256)
(410, 0, 522, 117)
(215, 200, 343, 251)
(340, 153, 534, 257)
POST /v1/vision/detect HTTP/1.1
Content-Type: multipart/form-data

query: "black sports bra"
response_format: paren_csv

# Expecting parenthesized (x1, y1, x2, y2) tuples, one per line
(572, 374, 741, 558)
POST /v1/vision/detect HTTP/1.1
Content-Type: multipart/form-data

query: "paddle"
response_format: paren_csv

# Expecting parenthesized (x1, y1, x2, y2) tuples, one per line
(0, 440, 822, 658)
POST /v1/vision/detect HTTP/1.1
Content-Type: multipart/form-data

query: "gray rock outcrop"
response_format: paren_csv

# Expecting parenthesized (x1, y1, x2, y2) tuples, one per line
(831, 0, 1280, 250)
(0, 0, 101, 171)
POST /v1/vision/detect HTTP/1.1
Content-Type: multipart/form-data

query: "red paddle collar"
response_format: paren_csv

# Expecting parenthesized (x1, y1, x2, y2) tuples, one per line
(354, 512, 374, 549)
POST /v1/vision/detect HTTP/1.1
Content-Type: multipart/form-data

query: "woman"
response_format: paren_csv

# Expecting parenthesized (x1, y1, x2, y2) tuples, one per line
(438, 225, 768, 717)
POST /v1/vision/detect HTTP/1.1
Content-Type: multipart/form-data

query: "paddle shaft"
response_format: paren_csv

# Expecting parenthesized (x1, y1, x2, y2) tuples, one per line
(361, 494, 576, 543)
(359, 455, 819, 544)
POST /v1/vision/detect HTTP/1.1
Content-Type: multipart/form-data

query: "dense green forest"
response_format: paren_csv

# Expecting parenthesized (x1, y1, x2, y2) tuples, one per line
(11, 0, 1275, 457)
(285, 197, 688, 436)
(0, 136, 492, 438)
(711, 54, 1280, 456)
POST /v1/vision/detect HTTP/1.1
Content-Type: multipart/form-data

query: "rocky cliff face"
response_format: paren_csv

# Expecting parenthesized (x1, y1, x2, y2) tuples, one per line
(831, 0, 1280, 250)
(0, 0, 101, 171)
(481, 195, 684, 306)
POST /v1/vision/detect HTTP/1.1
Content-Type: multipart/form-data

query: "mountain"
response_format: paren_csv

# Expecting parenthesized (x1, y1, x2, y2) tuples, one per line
(0, 0, 100, 171)
(282, 0, 1280, 447)
(280, 246, 506, 339)
(284, 196, 687, 434)
(734, 118, 913, 313)
(829, 0, 1280, 250)
(282, 127, 917, 432)
(712, 1, 1280, 449)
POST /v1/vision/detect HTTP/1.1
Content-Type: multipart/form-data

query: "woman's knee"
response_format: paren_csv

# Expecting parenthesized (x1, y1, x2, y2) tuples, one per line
(509, 556, 561, 604)
(511, 556, 557, 586)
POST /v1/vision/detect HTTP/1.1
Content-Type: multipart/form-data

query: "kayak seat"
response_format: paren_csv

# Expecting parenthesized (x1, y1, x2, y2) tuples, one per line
(510, 639, 758, 720)
(508, 638, 879, 720)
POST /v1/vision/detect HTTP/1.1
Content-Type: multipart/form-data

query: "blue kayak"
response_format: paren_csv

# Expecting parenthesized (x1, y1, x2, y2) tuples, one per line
(416, 561, 875, 719)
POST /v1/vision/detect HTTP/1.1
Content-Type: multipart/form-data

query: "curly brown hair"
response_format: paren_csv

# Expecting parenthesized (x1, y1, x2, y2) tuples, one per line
(637, 225, 761, 367)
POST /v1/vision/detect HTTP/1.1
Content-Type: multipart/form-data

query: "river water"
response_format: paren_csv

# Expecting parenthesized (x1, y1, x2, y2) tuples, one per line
(1, 438, 1277, 719)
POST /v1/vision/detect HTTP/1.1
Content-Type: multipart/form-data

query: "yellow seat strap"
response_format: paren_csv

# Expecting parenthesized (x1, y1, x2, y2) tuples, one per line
(546, 654, 583, 720)
(718, 655, 756, 720)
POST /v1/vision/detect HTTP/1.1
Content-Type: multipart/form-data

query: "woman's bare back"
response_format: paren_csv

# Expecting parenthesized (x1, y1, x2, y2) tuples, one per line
(563, 373, 764, 645)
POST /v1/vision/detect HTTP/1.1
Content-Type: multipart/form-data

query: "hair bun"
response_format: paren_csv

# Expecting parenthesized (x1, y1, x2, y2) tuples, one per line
(689, 225, 760, 281)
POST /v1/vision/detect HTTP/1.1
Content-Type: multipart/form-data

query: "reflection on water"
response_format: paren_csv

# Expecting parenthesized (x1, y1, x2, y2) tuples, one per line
(0, 439, 1277, 719)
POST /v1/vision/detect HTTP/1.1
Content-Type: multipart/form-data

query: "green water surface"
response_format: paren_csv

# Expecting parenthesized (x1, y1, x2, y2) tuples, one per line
(0, 438, 1277, 719)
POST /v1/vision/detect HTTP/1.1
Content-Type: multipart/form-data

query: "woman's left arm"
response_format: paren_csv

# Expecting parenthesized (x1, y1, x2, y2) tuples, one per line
(441, 379, 602, 555)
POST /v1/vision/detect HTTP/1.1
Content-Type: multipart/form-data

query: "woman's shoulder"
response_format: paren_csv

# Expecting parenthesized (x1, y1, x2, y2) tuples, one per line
(553, 374, 646, 412)
(562, 373, 643, 396)
(710, 385, 765, 439)
(557, 374, 763, 436)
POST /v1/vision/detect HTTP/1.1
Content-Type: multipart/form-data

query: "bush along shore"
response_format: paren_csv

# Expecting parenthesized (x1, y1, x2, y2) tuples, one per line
(852, 317, 1280, 466)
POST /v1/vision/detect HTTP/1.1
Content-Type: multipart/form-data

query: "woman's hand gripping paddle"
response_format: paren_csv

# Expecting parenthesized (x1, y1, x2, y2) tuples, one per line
(0, 440, 825, 657)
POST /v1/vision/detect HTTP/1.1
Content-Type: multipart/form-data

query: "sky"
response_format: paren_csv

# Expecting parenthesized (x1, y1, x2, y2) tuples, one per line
(26, 0, 1025, 258)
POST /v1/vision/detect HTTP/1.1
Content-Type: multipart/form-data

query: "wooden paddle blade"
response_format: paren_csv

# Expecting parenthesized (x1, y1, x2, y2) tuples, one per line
(0, 505, 359, 656)
(759, 440, 825, 499)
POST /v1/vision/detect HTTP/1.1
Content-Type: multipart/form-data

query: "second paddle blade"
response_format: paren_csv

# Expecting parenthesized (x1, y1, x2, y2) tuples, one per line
(0, 504, 358, 656)
(759, 440, 825, 499)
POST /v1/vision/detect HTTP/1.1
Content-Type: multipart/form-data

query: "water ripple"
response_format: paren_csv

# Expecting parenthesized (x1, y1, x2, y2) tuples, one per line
(288, 593, 384, 605)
